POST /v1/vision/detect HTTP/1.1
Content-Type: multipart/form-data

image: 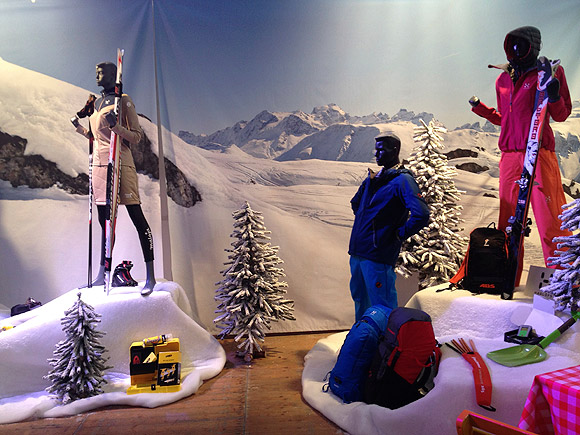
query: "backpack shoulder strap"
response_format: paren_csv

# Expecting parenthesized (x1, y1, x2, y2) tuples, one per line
(449, 255, 467, 285)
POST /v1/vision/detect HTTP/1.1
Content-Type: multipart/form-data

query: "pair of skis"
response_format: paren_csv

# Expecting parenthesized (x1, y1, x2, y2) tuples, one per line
(503, 56, 560, 300)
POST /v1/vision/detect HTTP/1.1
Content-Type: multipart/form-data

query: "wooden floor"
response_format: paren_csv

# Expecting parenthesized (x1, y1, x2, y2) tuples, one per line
(0, 333, 344, 435)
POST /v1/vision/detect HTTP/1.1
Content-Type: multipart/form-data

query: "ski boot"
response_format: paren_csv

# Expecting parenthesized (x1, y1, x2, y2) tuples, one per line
(112, 260, 138, 287)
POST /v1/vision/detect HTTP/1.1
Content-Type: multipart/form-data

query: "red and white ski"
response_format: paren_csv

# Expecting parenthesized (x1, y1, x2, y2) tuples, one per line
(104, 48, 124, 295)
(503, 56, 560, 300)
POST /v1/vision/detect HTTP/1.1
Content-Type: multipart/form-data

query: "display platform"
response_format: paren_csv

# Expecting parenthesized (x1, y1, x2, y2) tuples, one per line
(302, 284, 580, 435)
(0, 282, 226, 424)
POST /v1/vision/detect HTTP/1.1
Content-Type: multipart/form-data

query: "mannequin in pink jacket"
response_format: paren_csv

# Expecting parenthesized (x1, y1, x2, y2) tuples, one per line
(469, 26, 572, 286)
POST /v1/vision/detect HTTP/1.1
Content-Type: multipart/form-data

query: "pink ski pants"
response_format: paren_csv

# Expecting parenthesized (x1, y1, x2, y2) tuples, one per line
(498, 148, 571, 284)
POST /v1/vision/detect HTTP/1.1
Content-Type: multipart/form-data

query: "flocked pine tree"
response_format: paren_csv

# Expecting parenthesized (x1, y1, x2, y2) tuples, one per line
(45, 292, 111, 404)
(542, 198, 580, 312)
(397, 119, 468, 289)
(214, 201, 295, 361)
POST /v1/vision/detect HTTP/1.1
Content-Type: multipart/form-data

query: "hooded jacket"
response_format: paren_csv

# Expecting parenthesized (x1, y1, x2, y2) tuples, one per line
(348, 167, 429, 266)
(472, 27, 572, 152)
(504, 26, 542, 79)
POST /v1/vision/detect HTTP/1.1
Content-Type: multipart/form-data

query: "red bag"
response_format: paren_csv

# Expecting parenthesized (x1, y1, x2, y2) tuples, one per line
(363, 307, 441, 409)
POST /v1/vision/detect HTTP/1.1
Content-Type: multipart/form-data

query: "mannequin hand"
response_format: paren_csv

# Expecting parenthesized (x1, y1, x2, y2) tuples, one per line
(469, 96, 480, 107)
(105, 111, 117, 128)
(537, 56, 560, 92)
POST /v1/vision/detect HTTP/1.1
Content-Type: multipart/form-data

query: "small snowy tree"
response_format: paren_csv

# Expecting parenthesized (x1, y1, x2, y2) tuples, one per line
(397, 119, 468, 289)
(542, 199, 580, 312)
(214, 201, 295, 360)
(45, 293, 111, 404)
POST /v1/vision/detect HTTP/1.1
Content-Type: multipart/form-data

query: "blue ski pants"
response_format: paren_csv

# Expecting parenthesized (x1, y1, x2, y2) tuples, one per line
(349, 255, 397, 322)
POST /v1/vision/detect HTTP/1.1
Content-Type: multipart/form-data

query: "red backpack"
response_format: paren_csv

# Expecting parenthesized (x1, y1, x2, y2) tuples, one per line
(363, 307, 441, 409)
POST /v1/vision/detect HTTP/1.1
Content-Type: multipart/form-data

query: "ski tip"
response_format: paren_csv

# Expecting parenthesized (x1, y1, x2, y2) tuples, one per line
(488, 63, 510, 73)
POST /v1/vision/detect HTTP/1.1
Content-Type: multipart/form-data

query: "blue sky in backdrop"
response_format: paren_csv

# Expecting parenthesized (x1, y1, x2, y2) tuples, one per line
(1, 0, 579, 135)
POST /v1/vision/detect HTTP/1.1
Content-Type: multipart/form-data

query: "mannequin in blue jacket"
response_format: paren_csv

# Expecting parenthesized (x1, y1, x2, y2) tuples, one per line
(348, 134, 429, 321)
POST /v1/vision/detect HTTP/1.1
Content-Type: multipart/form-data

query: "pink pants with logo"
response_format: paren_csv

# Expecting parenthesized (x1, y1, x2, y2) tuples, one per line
(499, 148, 571, 285)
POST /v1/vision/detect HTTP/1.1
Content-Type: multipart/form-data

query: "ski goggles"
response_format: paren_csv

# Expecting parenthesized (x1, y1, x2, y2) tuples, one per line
(504, 35, 531, 62)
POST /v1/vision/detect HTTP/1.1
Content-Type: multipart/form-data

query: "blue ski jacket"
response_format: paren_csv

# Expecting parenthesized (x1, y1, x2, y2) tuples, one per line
(348, 167, 429, 266)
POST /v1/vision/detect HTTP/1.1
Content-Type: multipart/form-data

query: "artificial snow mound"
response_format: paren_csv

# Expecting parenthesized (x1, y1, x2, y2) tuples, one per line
(0, 282, 226, 424)
(302, 285, 580, 435)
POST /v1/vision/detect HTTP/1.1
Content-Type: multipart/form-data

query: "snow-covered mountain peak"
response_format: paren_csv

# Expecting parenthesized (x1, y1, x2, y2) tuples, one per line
(179, 104, 439, 160)
(311, 103, 349, 125)
(391, 109, 435, 125)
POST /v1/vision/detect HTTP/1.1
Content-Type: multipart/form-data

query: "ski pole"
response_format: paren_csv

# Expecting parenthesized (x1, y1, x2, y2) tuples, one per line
(72, 94, 96, 288)
(87, 135, 93, 288)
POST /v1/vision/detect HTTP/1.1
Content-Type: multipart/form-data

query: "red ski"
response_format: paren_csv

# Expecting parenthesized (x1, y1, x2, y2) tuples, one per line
(104, 48, 124, 295)
(503, 56, 560, 300)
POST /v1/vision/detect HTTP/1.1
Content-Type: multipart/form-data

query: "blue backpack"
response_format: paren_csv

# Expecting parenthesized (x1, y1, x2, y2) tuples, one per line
(363, 307, 442, 409)
(323, 305, 392, 403)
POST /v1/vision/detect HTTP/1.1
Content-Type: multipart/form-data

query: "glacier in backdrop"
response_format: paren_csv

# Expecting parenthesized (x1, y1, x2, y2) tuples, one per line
(1, 57, 579, 333)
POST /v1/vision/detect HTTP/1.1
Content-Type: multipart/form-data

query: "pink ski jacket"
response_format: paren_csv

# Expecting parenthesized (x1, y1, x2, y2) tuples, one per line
(472, 65, 571, 152)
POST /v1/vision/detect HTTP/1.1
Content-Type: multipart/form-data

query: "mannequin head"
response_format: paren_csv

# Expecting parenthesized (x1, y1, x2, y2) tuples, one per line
(375, 134, 401, 168)
(504, 26, 541, 75)
(96, 61, 116, 92)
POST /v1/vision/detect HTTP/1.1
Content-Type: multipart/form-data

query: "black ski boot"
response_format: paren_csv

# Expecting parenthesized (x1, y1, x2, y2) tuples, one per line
(112, 260, 138, 287)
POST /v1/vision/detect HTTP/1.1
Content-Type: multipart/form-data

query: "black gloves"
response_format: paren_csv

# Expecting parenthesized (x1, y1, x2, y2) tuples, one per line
(105, 111, 117, 128)
(76, 94, 96, 119)
(546, 78, 560, 103)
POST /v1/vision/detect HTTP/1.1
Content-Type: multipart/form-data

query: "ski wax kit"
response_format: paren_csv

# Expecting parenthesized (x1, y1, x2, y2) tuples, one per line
(363, 307, 441, 409)
(323, 305, 392, 403)
(127, 333, 181, 394)
(449, 223, 509, 295)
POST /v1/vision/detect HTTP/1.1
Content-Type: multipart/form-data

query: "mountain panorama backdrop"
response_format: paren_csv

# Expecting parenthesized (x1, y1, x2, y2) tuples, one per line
(3, 101, 580, 206)
(177, 101, 580, 194)
(1, 57, 580, 333)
